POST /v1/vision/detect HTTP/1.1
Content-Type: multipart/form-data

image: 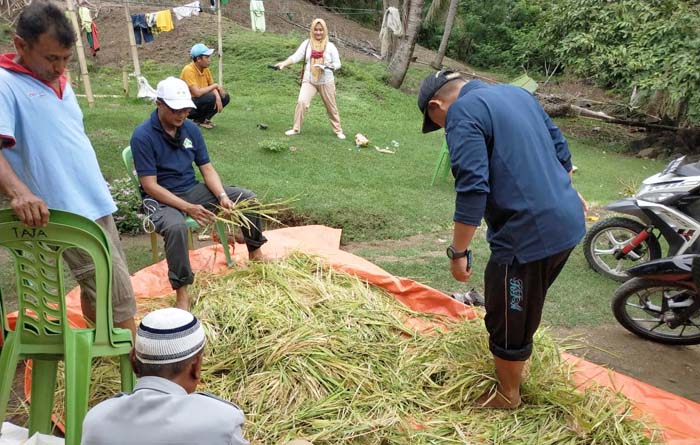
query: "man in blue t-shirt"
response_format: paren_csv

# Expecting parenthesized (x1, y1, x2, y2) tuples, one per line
(130, 77, 267, 310)
(0, 2, 136, 336)
(418, 70, 587, 409)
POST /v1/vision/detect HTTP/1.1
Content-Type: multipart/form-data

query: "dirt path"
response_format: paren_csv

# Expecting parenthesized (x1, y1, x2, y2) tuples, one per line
(554, 325, 700, 401)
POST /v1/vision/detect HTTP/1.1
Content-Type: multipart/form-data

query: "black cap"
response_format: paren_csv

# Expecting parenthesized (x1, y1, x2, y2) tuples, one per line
(417, 69, 463, 133)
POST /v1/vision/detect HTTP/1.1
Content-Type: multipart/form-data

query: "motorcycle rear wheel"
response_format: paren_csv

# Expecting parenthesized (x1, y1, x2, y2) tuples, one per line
(583, 217, 662, 281)
(612, 278, 700, 345)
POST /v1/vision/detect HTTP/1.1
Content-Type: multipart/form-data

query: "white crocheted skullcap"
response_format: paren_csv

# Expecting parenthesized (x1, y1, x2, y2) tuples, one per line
(135, 308, 206, 365)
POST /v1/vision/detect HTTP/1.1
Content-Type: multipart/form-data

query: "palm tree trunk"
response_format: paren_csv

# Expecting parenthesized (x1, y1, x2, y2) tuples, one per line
(387, 0, 424, 88)
(431, 0, 458, 69)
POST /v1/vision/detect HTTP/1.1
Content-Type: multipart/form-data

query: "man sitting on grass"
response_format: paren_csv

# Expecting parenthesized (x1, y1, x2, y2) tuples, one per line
(130, 77, 267, 310)
(180, 43, 229, 129)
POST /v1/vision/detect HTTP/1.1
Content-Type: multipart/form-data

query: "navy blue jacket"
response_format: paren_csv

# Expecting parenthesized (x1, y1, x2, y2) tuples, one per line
(131, 110, 210, 195)
(446, 80, 585, 264)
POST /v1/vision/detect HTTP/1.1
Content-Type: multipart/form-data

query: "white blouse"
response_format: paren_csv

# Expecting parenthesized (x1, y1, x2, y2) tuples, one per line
(288, 39, 341, 85)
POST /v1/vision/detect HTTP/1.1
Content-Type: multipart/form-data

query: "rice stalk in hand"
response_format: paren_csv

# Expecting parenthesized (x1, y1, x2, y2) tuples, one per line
(212, 196, 297, 232)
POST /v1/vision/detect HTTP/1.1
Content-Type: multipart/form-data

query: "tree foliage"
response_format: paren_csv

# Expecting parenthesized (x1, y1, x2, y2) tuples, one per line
(418, 0, 700, 125)
(537, 0, 700, 124)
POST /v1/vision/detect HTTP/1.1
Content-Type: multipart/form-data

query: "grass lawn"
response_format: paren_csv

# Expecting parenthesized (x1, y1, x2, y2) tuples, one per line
(2, 25, 666, 329)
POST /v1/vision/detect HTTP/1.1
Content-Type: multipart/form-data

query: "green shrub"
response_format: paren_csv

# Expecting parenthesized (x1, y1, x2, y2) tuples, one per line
(109, 177, 143, 235)
(258, 139, 288, 153)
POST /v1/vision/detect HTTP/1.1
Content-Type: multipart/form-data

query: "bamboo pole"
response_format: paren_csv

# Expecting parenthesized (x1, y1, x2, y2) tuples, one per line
(65, 0, 94, 107)
(217, 0, 223, 85)
(122, 65, 129, 96)
(124, 0, 141, 76)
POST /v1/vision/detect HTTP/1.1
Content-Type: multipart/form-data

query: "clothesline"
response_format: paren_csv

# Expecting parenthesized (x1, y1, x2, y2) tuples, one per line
(120, 0, 382, 14)
(125, 0, 380, 11)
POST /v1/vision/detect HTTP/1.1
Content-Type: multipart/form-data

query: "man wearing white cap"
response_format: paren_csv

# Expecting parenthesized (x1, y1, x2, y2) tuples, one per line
(81, 308, 249, 445)
(130, 77, 267, 310)
(180, 43, 229, 129)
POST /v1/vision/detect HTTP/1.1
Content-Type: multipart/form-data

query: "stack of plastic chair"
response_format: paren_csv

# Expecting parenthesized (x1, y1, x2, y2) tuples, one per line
(121, 146, 233, 266)
(0, 209, 135, 445)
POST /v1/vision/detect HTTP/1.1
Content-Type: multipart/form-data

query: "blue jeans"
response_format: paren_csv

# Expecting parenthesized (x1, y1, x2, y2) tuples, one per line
(131, 14, 153, 44)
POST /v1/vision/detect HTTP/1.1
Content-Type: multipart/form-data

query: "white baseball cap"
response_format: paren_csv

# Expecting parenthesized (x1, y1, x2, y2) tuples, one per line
(156, 77, 196, 110)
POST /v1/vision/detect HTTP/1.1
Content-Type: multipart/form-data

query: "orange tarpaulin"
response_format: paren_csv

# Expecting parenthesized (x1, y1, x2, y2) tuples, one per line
(6, 225, 700, 443)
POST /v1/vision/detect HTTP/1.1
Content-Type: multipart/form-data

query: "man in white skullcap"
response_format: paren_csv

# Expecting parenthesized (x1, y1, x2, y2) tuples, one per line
(81, 308, 248, 445)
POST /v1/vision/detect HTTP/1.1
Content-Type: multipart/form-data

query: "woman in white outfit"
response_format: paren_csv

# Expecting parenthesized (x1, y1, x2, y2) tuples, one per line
(275, 18, 345, 139)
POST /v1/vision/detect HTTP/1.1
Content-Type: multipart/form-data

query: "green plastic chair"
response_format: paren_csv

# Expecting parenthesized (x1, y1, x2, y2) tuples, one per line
(430, 140, 451, 186)
(121, 147, 233, 267)
(0, 209, 135, 445)
(509, 73, 539, 94)
(429, 74, 539, 186)
(0, 287, 6, 351)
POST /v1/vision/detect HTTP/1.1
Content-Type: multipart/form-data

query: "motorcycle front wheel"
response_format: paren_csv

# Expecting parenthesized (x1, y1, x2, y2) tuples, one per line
(583, 217, 662, 281)
(613, 278, 700, 345)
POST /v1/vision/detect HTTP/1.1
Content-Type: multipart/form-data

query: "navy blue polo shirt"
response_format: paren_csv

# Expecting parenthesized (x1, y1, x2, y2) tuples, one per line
(131, 110, 210, 194)
(446, 80, 585, 264)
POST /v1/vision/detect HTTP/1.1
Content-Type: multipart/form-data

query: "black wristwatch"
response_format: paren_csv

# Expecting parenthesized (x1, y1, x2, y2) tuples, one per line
(446, 245, 469, 260)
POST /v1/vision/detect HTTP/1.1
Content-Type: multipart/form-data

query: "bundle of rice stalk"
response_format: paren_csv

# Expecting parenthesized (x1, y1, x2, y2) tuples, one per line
(212, 197, 296, 232)
(47, 253, 655, 444)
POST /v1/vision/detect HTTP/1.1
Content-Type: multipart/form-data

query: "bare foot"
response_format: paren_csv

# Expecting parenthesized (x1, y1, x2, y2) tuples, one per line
(248, 248, 273, 262)
(474, 387, 521, 409)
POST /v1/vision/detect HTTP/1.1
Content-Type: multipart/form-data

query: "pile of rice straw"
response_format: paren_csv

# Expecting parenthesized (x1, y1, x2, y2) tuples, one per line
(51, 253, 653, 444)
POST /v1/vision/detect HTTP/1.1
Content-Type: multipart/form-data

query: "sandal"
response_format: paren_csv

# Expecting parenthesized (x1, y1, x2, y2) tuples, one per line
(198, 121, 214, 129)
(451, 289, 485, 306)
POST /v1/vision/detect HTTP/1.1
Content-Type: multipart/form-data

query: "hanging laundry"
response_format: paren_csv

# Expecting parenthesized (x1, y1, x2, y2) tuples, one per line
(173, 1, 200, 21)
(132, 14, 154, 45)
(146, 12, 158, 28)
(78, 6, 92, 32)
(155, 10, 174, 32)
(379, 7, 403, 59)
(86, 22, 100, 57)
(250, 0, 265, 32)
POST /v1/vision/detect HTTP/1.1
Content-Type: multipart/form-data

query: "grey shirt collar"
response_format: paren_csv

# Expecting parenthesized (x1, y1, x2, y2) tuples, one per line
(134, 376, 188, 395)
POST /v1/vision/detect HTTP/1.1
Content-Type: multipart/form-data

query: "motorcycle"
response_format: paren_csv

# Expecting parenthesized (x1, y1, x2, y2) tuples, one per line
(583, 156, 700, 281)
(613, 254, 700, 345)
